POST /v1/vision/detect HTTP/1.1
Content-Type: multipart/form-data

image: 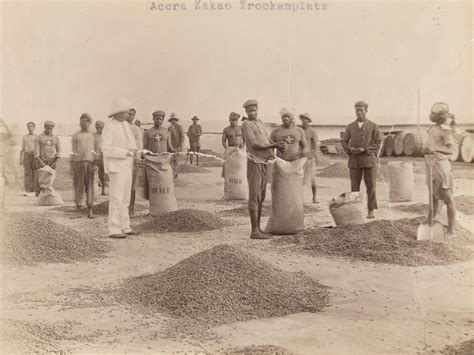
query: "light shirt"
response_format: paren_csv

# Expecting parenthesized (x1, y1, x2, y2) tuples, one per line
(129, 122, 143, 151)
(357, 121, 364, 128)
(102, 119, 137, 160)
(35, 133, 60, 160)
(426, 124, 456, 161)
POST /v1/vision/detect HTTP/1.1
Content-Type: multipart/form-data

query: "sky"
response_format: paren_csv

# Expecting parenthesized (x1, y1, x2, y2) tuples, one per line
(1, 0, 472, 133)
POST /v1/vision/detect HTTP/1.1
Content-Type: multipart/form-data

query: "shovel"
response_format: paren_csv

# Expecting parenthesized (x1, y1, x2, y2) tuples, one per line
(417, 161, 447, 243)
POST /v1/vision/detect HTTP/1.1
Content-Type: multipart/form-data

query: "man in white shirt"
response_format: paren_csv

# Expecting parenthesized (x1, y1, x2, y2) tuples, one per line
(102, 98, 140, 238)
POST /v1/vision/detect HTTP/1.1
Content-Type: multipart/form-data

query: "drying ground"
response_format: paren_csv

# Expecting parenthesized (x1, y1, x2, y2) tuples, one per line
(1, 156, 473, 354)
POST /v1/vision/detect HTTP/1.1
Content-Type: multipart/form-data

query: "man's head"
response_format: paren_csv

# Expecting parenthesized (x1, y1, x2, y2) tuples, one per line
(26, 121, 35, 134)
(169, 113, 179, 125)
(80, 113, 92, 131)
(108, 98, 133, 122)
(354, 101, 368, 121)
(279, 107, 294, 128)
(127, 108, 136, 124)
(429, 102, 450, 124)
(153, 110, 165, 128)
(299, 113, 312, 127)
(44, 120, 55, 135)
(135, 119, 141, 128)
(95, 120, 104, 134)
(243, 99, 258, 120)
(192, 116, 199, 124)
(229, 112, 240, 127)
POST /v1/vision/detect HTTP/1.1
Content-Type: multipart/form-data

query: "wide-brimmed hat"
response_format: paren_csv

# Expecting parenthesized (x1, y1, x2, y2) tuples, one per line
(191, 116, 199, 121)
(168, 113, 179, 122)
(108, 98, 134, 118)
(299, 113, 312, 122)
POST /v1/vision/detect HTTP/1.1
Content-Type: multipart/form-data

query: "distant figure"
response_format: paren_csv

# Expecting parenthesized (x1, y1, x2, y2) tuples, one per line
(424, 102, 458, 237)
(71, 113, 97, 218)
(168, 113, 185, 180)
(20, 121, 38, 196)
(298, 113, 320, 203)
(102, 98, 139, 239)
(94, 120, 107, 196)
(127, 108, 144, 218)
(34, 120, 61, 197)
(187, 116, 202, 165)
(143, 110, 174, 154)
(241, 99, 286, 240)
(134, 119, 142, 128)
(341, 101, 383, 219)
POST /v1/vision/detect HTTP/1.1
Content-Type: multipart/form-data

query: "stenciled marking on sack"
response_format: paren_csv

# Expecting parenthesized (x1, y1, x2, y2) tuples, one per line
(151, 187, 170, 194)
(229, 178, 242, 184)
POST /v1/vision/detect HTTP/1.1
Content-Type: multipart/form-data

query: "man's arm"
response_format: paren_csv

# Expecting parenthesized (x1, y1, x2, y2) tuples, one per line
(242, 123, 284, 151)
(222, 129, 227, 149)
(167, 133, 175, 153)
(19, 136, 25, 165)
(340, 126, 352, 155)
(34, 136, 46, 167)
(142, 131, 149, 151)
(299, 128, 309, 157)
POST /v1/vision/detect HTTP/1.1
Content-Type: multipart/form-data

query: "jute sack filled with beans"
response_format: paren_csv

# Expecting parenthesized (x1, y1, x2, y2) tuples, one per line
(224, 147, 248, 200)
(265, 157, 306, 235)
(37, 165, 64, 206)
(146, 155, 178, 216)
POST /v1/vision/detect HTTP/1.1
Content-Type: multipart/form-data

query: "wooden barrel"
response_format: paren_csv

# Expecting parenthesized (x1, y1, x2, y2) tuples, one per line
(458, 135, 473, 163)
(393, 132, 406, 156)
(384, 134, 394, 157)
(403, 131, 428, 156)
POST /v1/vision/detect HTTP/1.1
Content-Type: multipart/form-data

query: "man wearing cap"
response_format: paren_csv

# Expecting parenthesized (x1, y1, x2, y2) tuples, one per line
(298, 113, 320, 203)
(271, 108, 308, 161)
(168, 113, 185, 180)
(34, 120, 61, 196)
(127, 108, 144, 218)
(187, 116, 202, 166)
(71, 113, 98, 218)
(102, 98, 139, 238)
(20, 121, 38, 197)
(144, 111, 174, 154)
(424, 102, 458, 237)
(241, 99, 287, 239)
(94, 120, 107, 196)
(222, 112, 245, 178)
(341, 101, 383, 219)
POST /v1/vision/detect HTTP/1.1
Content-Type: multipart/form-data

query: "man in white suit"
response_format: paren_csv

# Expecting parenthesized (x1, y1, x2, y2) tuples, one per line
(102, 98, 140, 238)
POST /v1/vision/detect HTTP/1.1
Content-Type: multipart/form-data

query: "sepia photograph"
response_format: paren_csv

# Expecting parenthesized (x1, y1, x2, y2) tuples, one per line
(0, 0, 472, 354)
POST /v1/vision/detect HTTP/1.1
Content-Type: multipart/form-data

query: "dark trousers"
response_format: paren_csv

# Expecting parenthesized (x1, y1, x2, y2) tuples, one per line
(170, 154, 179, 180)
(350, 167, 377, 210)
(23, 152, 37, 193)
(247, 160, 268, 211)
(73, 161, 94, 208)
(95, 158, 106, 187)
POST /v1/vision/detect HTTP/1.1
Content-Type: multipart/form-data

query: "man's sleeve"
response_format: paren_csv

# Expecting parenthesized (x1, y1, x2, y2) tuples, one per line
(102, 124, 129, 159)
(341, 126, 351, 155)
(242, 123, 257, 147)
(367, 124, 383, 155)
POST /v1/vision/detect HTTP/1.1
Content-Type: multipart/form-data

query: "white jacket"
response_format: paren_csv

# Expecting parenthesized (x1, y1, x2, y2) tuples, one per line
(102, 119, 137, 173)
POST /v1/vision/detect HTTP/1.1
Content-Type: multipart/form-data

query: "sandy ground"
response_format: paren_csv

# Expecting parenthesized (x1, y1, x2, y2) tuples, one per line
(1, 157, 473, 354)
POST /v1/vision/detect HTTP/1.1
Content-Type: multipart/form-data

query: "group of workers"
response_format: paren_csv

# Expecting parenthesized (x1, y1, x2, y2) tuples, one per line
(15, 98, 458, 239)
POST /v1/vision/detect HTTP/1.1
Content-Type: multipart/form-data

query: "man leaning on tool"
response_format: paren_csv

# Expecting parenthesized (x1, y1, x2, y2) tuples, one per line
(341, 101, 383, 219)
(424, 102, 457, 237)
(102, 98, 140, 239)
(241, 99, 287, 240)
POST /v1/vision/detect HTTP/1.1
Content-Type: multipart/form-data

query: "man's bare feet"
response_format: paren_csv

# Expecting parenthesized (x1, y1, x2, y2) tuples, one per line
(87, 208, 95, 219)
(367, 210, 375, 219)
(250, 231, 271, 240)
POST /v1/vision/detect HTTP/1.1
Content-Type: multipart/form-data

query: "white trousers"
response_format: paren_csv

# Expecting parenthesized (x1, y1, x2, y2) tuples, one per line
(108, 159, 133, 235)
